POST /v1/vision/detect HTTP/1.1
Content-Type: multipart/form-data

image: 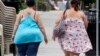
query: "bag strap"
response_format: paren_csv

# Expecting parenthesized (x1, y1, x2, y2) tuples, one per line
(34, 11, 36, 19)
(33, 11, 43, 34)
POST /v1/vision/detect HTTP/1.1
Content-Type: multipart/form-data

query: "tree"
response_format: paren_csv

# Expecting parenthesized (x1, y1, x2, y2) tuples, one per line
(81, 0, 96, 6)
(80, 0, 96, 10)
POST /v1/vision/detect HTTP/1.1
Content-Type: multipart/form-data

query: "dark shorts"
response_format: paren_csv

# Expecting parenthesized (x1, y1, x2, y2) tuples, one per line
(16, 42, 41, 56)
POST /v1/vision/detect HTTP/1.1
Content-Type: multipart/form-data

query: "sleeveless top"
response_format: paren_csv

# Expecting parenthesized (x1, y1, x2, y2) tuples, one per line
(14, 14, 43, 44)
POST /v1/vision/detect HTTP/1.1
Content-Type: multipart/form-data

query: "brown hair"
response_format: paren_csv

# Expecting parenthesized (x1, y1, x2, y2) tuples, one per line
(63, 0, 79, 17)
(71, 0, 79, 11)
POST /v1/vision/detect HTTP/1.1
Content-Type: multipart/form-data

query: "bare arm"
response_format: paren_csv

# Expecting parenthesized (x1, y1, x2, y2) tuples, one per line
(53, 12, 63, 40)
(81, 11, 89, 29)
(54, 12, 63, 27)
(12, 11, 22, 38)
(35, 14, 48, 44)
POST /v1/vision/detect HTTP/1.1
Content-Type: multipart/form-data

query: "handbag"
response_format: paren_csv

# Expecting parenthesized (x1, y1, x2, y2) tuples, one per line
(53, 16, 67, 38)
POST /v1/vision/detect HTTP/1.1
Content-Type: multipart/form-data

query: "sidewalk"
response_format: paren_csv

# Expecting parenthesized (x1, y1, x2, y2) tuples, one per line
(38, 41, 64, 56)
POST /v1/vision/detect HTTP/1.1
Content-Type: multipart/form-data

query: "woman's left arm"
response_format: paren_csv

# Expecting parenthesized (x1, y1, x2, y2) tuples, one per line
(81, 11, 89, 29)
(35, 14, 48, 44)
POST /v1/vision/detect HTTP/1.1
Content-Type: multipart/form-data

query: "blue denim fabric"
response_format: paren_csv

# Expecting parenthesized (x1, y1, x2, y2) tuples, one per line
(16, 42, 41, 56)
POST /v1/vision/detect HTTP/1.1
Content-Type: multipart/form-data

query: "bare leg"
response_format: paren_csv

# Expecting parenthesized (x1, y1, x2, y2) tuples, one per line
(63, 50, 70, 56)
(69, 52, 80, 56)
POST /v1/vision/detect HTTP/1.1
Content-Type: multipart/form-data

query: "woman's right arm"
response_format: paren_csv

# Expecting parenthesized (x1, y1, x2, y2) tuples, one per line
(53, 12, 63, 41)
(55, 12, 63, 27)
(81, 11, 89, 29)
(12, 11, 22, 38)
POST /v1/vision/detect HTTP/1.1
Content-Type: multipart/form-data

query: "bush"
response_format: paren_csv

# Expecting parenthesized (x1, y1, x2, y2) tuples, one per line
(37, 1, 46, 11)
(19, 1, 27, 10)
(18, 0, 52, 11)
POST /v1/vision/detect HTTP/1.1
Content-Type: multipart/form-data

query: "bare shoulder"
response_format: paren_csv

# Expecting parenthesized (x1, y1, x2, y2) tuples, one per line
(78, 10, 87, 20)
(19, 10, 24, 14)
(34, 11, 39, 15)
(64, 9, 71, 16)
(16, 10, 25, 20)
(17, 10, 24, 16)
(56, 11, 64, 19)
(78, 10, 85, 15)
(66, 9, 70, 12)
(34, 12, 41, 20)
(58, 10, 68, 16)
(59, 11, 64, 15)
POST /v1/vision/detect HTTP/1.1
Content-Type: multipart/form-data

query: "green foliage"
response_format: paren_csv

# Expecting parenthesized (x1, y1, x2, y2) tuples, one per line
(37, 0, 47, 11)
(84, 0, 95, 3)
(18, 0, 53, 11)
(80, 0, 96, 9)
(82, 0, 96, 5)
(19, 0, 27, 10)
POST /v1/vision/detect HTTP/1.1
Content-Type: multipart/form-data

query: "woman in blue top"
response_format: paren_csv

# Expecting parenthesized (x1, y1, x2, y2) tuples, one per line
(12, 0, 48, 56)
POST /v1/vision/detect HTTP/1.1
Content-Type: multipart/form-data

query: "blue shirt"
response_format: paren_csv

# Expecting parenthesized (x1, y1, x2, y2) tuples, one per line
(14, 15, 43, 44)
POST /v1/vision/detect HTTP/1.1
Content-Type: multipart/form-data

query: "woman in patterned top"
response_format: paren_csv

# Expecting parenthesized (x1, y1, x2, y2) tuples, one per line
(53, 0, 93, 56)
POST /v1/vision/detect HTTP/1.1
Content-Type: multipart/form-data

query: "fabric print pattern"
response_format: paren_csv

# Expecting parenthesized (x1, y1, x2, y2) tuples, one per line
(58, 17, 93, 53)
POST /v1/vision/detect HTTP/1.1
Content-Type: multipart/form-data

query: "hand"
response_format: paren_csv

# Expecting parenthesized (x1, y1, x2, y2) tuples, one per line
(44, 38, 48, 44)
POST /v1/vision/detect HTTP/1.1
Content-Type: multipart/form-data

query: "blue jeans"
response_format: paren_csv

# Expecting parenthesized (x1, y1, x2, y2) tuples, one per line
(16, 42, 41, 56)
